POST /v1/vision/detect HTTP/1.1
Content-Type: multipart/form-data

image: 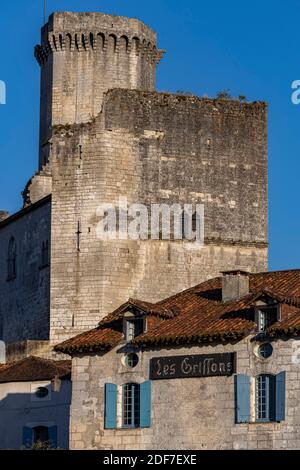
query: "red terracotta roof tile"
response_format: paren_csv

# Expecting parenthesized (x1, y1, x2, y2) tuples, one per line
(55, 269, 300, 354)
(55, 324, 123, 354)
(0, 356, 71, 383)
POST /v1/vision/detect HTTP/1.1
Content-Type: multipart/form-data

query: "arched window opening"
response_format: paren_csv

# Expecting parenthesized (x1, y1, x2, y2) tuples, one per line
(82, 34, 87, 50)
(181, 211, 198, 240)
(89, 33, 95, 49)
(75, 34, 80, 50)
(120, 35, 129, 53)
(108, 34, 117, 52)
(132, 37, 140, 54)
(7, 237, 17, 281)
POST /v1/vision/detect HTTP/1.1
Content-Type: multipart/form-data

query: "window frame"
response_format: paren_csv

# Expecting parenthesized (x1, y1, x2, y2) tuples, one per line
(124, 353, 139, 369)
(125, 317, 145, 342)
(255, 305, 279, 333)
(255, 374, 276, 423)
(122, 382, 141, 429)
(258, 342, 273, 359)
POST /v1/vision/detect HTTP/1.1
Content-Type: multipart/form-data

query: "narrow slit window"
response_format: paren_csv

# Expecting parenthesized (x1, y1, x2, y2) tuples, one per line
(41, 240, 49, 268)
(7, 237, 17, 281)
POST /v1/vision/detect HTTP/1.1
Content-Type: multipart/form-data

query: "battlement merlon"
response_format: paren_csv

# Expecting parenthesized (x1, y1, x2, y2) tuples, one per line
(35, 12, 165, 65)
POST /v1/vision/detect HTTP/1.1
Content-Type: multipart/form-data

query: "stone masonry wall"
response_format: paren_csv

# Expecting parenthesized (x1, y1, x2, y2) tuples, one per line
(49, 90, 268, 344)
(0, 199, 51, 349)
(36, 12, 162, 167)
(70, 335, 300, 450)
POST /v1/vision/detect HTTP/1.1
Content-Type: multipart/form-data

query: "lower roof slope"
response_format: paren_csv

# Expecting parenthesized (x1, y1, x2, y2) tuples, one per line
(0, 356, 71, 383)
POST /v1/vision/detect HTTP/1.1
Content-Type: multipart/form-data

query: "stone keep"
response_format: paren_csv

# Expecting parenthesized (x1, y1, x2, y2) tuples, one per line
(35, 12, 163, 168)
(0, 11, 268, 354)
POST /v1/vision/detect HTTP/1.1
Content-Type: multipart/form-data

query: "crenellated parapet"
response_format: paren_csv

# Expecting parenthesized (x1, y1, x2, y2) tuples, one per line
(35, 31, 165, 65)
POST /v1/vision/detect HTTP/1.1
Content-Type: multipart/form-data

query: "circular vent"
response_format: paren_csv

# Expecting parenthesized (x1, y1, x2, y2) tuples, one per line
(258, 343, 273, 359)
(35, 386, 49, 398)
(124, 353, 139, 369)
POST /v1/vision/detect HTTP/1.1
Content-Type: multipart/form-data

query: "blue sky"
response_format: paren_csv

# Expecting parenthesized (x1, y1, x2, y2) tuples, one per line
(0, 0, 299, 271)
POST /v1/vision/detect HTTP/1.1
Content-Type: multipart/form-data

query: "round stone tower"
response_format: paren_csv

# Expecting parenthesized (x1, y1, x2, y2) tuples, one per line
(35, 12, 165, 167)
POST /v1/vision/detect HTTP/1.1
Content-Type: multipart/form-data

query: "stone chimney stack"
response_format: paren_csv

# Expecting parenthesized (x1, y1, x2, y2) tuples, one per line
(0, 211, 9, 222)
(35, 11, 165, 169)
(222, 270, 250, 302)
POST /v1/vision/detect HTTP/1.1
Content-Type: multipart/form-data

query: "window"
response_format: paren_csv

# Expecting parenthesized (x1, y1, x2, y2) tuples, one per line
(124, 353, 139, 369)
(7, 236, 17, 281)
(123, 383, 140, 428)
(33, 426, 49, 446)
(41, 240, 49, 268)
(235, 372, 286, 424)
(258, 343, 273, 359)
(104, 381, 151, 429)
(23, 425, 57, 449)
(256, 306, 278, 333)
(35, 386, 49, 399)
(181, 211, 198, 239)
(125, 318, 144, 341)
(256, 374, 276, 422)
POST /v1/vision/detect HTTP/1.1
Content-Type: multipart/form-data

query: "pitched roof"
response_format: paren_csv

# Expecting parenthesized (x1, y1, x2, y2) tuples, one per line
(98, 298, 178, 325)
(54, 269, 300, 354)
(0, 356, 71, 383)
(0, 195, 51, 230)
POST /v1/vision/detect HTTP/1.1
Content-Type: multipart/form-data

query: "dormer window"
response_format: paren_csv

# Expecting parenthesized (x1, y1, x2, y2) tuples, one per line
(256, 305, 279, 333)
(125, 317, 144, 341)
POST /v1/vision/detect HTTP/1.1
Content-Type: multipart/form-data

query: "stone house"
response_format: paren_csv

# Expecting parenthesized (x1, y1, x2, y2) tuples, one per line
(55, 269, 300, 450)
(0, 356, 71, 449)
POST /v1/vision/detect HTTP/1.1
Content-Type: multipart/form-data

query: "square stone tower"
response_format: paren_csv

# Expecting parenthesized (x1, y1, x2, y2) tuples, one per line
(0, 11, 268, 357)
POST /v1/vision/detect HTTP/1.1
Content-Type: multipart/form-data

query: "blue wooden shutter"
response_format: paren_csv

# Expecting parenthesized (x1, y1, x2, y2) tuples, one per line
(48, 425, 58, 449)
(22, 426, 33, 449)
(104, 383, 117, 429)
(140, 380, 152, 428)
(235, 374, 251, 423)
(276, 371, 286, 422)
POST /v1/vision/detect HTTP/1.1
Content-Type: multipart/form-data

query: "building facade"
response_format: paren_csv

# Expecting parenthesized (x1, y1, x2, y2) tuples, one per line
(0, 11, 268, 361)
(56, 270, 300, 450)
(0, 356, 71, 450)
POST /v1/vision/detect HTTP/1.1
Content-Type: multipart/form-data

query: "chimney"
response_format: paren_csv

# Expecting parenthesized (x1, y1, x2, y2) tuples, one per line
(222, 270, 250, 302)
(0, 211, 9, 222)
(51, 376, 62, 392)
